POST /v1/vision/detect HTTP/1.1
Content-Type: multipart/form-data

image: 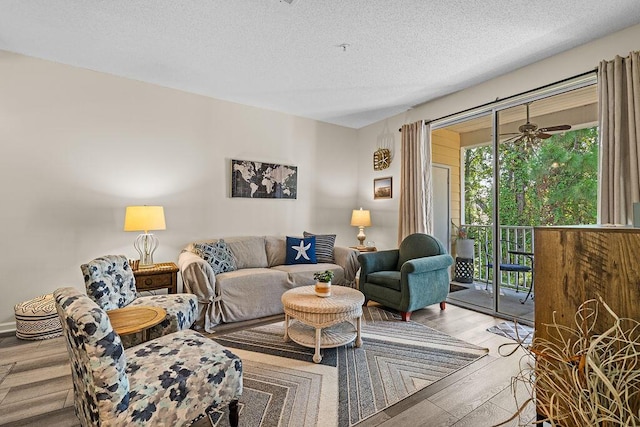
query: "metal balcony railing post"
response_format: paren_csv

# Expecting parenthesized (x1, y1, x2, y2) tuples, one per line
(462, 224, 533, 292)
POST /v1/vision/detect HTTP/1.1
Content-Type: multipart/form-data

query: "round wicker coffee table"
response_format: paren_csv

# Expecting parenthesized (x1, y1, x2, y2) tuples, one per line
(281, 285, 365, 363)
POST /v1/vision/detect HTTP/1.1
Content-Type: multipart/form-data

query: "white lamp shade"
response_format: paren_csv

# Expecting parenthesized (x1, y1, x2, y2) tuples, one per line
(124, 206, 166, 233)
(350, 208, 371, 227)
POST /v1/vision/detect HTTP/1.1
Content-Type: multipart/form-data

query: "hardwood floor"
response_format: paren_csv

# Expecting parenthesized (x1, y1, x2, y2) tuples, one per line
(355, 303, 537, 426)
(0, 304, 536, 426)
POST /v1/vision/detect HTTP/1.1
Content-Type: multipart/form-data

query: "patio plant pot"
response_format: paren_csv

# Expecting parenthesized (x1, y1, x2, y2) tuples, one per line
(456, 239, 475, 259)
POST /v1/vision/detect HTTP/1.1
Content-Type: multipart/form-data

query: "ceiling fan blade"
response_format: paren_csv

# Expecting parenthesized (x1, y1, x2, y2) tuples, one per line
(499, 132, 520, 136)
(502, 134, 524, 144)
(539, 124, 571, 132)
(537, 132, 552, 139)
(500, 132, 520, 141)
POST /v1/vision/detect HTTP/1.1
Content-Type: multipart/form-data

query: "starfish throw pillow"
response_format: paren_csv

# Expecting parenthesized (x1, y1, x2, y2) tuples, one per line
(285, 236, 317, 265)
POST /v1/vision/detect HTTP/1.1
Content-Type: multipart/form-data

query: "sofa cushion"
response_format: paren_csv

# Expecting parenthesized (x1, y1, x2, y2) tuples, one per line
(272, 263, 345, 287)
(226, 236, 268, 269)
(285, 236, 317, 265)
(367, 271, 401, 291)
(194, 240, 237, 274)
(215, 268, 290, 323)
(303, 231, 336, 263)
(265, 236, 287, 267)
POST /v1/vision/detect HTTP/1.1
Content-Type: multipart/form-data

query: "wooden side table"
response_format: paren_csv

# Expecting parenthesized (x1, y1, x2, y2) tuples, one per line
(133, 262, 179, 294)
(107, 306, 166, 341)
(350, 246, 377, 252)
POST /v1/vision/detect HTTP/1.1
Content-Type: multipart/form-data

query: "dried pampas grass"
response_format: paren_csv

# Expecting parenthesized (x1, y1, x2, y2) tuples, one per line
(496, 298, 640, 427)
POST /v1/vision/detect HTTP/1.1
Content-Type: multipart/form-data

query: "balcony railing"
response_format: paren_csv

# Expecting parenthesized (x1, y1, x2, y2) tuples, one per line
(459, 225, 534, 292)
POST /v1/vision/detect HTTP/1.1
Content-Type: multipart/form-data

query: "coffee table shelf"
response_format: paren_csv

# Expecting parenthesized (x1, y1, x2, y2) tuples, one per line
(287, 321, 358, 350)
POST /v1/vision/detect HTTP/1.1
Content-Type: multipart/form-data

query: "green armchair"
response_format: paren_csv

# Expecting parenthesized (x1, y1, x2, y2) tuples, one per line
(357, 233, 453, 321)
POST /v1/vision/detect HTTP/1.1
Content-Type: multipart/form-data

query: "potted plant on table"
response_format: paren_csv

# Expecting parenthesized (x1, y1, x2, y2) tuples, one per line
(313, 270, 334, 297)
(451, 222, 476, 284)
(452, 222, 475, 259)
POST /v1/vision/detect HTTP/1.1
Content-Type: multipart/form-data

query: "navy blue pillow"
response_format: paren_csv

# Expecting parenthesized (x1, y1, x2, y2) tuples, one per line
(285, 236, 317, 265)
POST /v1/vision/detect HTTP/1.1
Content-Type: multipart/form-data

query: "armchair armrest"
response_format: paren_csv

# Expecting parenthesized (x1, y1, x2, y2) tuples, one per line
(401, 254, 454, 274)
(177, 250, 217, 304)
(333, 246, 360, 283)
(400, 254, 454, 310)
(178, 250, 222, 332)
(178, 250, 223, 332)
(358, 250, 400, 283)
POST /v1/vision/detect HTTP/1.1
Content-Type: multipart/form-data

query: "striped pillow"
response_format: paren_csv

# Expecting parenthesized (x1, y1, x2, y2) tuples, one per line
(303, 231, 336, 263)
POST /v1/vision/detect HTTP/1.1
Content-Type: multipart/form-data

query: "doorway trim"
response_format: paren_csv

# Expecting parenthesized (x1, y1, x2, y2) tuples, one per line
(432, 163, 451, 253)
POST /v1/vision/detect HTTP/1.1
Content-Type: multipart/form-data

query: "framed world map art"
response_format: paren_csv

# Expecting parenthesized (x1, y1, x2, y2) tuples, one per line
(231, 159, 298, 199)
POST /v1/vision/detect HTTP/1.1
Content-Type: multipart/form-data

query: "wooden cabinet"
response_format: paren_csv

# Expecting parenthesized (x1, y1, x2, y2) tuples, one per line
(534, 226, 640, 336)
(133, 262, 179, 294)
(534, 226, 640, 421)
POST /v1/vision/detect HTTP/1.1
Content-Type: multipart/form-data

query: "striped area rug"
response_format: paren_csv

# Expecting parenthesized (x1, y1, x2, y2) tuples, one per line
(486, 321, 534, 345)
(207, 306, 488, 427)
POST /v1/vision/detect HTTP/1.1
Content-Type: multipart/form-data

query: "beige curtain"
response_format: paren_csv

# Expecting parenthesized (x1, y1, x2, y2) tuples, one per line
(398, 120, 433, 244)
(598, 50, 640, 224)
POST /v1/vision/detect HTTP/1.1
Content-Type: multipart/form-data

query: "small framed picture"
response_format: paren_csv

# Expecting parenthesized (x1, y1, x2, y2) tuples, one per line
(374, 177, 392, 199)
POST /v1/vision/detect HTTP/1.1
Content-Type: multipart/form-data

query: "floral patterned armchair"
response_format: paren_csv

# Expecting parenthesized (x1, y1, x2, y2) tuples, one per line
(81, 255, 198, 347)
(54, 286, 242, 427)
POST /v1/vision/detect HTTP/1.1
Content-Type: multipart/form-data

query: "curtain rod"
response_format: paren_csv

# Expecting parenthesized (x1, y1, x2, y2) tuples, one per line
(398, 68, 597, 131)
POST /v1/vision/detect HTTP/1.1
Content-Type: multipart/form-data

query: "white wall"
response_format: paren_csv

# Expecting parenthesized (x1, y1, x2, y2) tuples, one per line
(0, 51, 359, 331)
(356, 23, 640, 250)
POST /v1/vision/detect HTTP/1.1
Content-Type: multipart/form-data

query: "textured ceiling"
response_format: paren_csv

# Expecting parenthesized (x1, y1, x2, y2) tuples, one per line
(1, 1, 639, 129)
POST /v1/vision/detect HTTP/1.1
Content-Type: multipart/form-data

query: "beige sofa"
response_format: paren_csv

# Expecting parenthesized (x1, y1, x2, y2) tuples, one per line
(178, 236, 360, 332)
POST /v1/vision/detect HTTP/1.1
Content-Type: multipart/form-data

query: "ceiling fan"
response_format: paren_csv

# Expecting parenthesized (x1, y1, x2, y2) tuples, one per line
(502, 102, 571, 146)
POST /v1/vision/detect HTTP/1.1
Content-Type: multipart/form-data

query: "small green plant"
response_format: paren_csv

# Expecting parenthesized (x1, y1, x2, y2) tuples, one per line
(313, 270, 334, 283)
(451, 221, 469, 240)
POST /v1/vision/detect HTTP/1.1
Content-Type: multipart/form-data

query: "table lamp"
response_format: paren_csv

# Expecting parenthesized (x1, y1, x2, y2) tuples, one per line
(124, 205, 166, 268)
(350, 207, 371, 248)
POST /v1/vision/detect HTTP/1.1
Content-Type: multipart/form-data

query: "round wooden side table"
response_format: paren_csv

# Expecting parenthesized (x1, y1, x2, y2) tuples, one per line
(107, 306, 166, 342)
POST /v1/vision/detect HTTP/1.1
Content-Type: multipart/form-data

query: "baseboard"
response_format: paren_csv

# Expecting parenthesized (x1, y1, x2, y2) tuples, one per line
(0, 321, 16, 336)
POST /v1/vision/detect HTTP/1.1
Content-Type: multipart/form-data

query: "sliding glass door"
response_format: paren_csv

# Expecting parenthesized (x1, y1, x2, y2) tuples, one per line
(438, 111, 496, 314)
(494, 103, 537, 321)
(495, 87, 598, 321)
(442, 77, 598, 324)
